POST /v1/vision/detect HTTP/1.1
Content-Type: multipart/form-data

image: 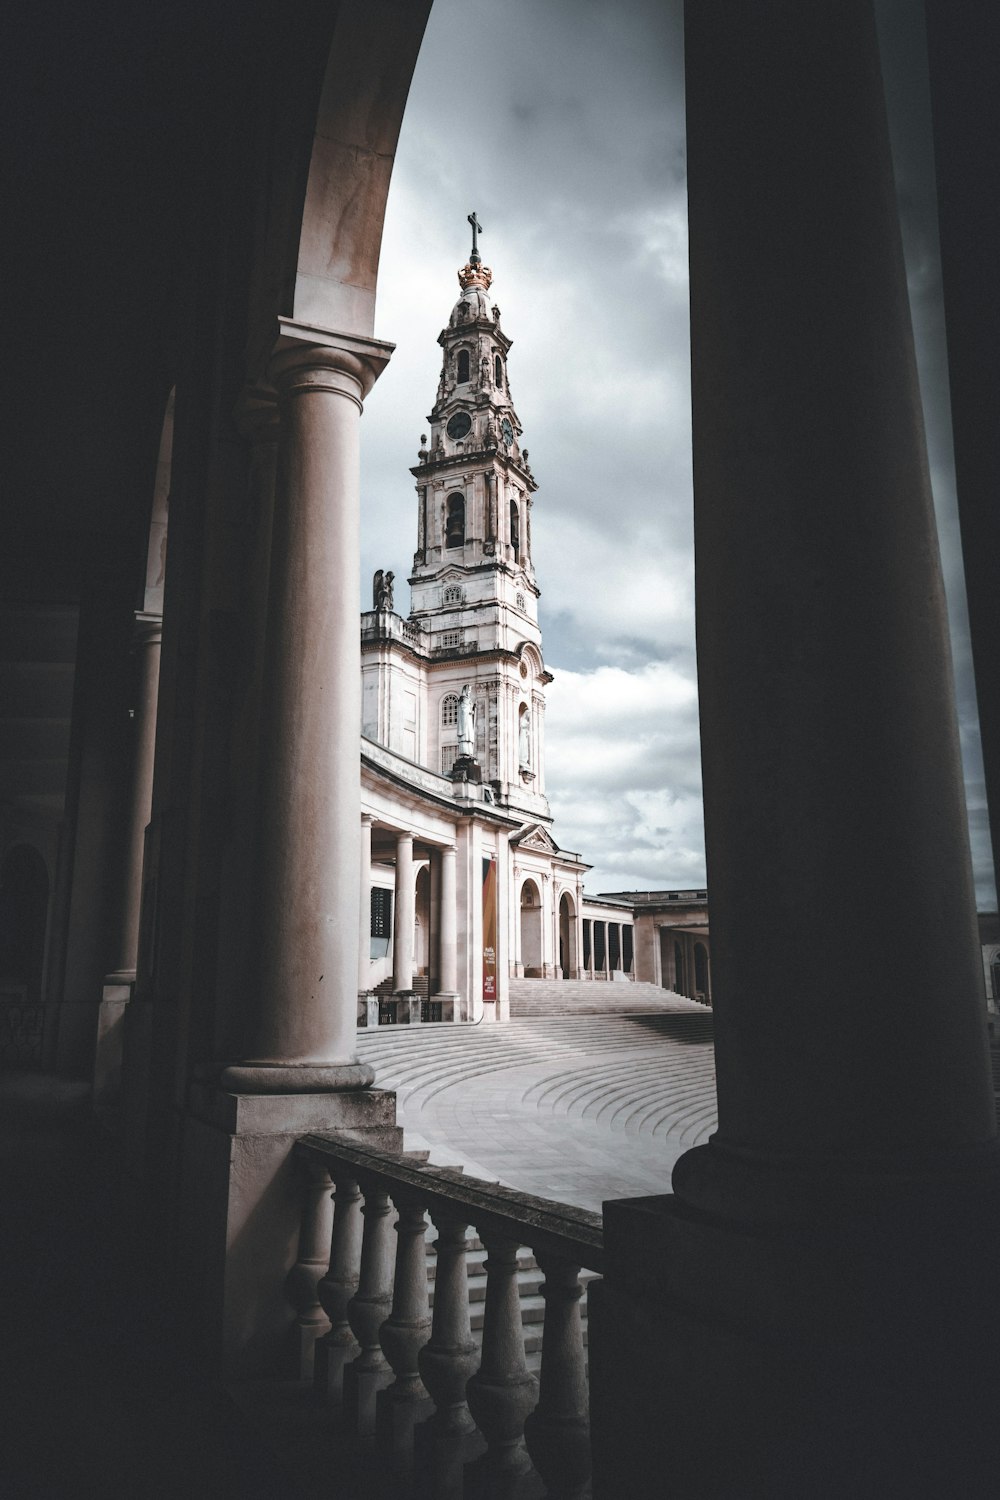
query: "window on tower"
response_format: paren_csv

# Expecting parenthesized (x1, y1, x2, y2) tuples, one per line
(446, 494, 466, 549)
(495, 354, 503, 387)
(510, 499, 520, 555)
(442, 694, 459, 726)
(456, 348, 470, 384)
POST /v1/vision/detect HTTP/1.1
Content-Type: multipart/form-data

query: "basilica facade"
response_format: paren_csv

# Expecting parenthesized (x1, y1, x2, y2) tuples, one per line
(357, 232, 592, 1023)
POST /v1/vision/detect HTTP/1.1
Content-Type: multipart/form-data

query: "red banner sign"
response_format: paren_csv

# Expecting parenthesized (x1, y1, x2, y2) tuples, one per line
(482, 856, 498, 1002)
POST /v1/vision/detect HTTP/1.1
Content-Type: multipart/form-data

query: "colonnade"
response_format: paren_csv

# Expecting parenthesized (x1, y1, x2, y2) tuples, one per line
(581, 918, 634, 981)
(359, 820, 461, 1017)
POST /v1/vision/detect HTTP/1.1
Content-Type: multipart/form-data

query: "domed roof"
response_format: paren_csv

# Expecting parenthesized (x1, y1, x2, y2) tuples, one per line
(448, 282, 494, 328)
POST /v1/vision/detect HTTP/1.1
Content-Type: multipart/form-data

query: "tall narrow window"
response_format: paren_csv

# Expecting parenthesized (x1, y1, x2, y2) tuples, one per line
(441, 694, 459, 726)
(494, 353, 503, 387)
(456, 348, 470, 384)
(510, 499, 520, 555)
(446, 494, 465, 549)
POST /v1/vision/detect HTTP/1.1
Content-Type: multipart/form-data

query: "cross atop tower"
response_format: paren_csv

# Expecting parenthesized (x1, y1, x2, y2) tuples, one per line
(468, 211, 483, 265)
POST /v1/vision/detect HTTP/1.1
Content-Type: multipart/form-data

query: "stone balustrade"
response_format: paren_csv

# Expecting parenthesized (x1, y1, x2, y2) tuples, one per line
(292, 1134, 603, 1499)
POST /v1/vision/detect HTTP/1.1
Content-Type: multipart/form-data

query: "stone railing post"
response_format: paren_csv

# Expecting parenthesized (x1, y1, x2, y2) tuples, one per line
(345, 1183, 396, 1440)
(523, 1257, 591, 1499)
(465, 1232, 540, 1496)
(416, 1213, 481, 1499)
(315, 1175, 363, 1406)
(285, 1163, 334, 1379)
(376, 1197, 433, 1479)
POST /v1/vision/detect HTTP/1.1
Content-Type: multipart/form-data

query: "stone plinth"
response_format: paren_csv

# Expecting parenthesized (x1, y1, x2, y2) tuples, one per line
(174, 1086, 401, 1377)
(590, 1178, 1000, 1497)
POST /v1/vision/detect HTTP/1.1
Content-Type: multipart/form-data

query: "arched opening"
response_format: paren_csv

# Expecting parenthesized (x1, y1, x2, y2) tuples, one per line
(694, 941, 710, 1003)
(520, 878, 543, 977)
(446, 494, 466, 549)
(510, 499, 520, 555)
(558, 891, 576, 979)
(456, 348, 470, 384)
(0, 843, 49, 1069)
(495, 353, 503, 387)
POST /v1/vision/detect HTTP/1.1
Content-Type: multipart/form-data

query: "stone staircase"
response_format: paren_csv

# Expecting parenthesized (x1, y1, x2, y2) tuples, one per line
(508, 976, 705, 1017)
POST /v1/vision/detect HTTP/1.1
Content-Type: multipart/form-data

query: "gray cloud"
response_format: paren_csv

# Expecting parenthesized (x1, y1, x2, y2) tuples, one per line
(362, 0, 995, 908)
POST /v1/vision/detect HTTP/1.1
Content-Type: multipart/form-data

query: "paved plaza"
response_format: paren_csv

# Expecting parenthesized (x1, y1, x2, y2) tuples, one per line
(357, 998, 717, 1213)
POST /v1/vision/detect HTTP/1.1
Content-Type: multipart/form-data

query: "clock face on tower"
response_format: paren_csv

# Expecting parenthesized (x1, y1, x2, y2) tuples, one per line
(500, 417, 514, 448)
(447, 411, 472, 440)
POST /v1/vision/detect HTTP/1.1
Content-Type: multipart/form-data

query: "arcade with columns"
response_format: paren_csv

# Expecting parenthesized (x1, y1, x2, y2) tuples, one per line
(4, 1, 1000, 1492)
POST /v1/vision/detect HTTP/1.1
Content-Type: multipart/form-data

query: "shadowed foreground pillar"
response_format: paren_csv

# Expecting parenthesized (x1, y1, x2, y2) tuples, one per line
(589, 5, 1000, 1496)
(177, 328, 401, 1376)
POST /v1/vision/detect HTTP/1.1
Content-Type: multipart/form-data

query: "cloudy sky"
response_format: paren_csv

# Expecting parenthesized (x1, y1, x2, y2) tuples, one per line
(360, 0, 995, 907)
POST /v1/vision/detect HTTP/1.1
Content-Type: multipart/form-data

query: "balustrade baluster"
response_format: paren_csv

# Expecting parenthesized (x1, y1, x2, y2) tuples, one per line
(376, 1195, 434, 1481)
(285, 1163, 333, 1380)
(523, 1258, 591, 1499)
(344, 1181, 396, 1440)
(314, 1175, 363, 1405)
(465, 1232, 543, 1499)
(415, 1213, 482, 1499)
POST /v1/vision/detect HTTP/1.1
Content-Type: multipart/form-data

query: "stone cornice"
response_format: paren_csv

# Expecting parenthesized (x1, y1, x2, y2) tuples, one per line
(410, 450, 538, 492)
(361, 736, 522, 828)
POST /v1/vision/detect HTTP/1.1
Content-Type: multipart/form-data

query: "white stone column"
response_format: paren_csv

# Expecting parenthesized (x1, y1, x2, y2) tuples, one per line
(110, 614, 162, 979)
(512, 870, 524, 978)
(94, 612, 163, 1110)
(359, 815, 373, 995)
(393, 831, 415, 995)
(436, 844, 460, 1015)
(541, 873, 554, 980)
(222, 329, 391, 1093)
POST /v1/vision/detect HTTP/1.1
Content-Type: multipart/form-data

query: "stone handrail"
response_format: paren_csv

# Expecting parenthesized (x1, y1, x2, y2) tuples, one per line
(291, 1132, 602, 1499)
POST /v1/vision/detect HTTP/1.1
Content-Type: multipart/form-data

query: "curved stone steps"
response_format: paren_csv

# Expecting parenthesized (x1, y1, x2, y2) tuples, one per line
(357, 1012, 719, 1208)
(507, 977, 706, 1017)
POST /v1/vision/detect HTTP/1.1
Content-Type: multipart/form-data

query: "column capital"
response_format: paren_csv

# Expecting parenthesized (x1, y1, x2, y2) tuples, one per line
(269, 319, 394, 408)
(360, 812, 375, 828)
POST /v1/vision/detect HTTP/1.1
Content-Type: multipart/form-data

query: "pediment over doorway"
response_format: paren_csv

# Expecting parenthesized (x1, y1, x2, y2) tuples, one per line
(511, 823, 559, 854)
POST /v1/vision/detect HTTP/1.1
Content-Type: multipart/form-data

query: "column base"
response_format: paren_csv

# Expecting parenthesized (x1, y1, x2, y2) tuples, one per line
(220, 1059, 375, 1093)
(357, 993, 379, 1028)
(590, 1151, 1000, 1500)
(393, 992, 421, 1024)
(176, 1084, 401, 1377)
(432, 991, 467, 1022)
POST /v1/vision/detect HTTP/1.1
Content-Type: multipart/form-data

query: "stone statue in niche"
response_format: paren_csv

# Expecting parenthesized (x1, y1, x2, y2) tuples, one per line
(519, 708, 531, 768)
(457, 684, 476, 758)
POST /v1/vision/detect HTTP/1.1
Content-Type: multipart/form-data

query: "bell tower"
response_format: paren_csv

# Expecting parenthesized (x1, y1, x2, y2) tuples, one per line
(408, 216, 552, 818)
